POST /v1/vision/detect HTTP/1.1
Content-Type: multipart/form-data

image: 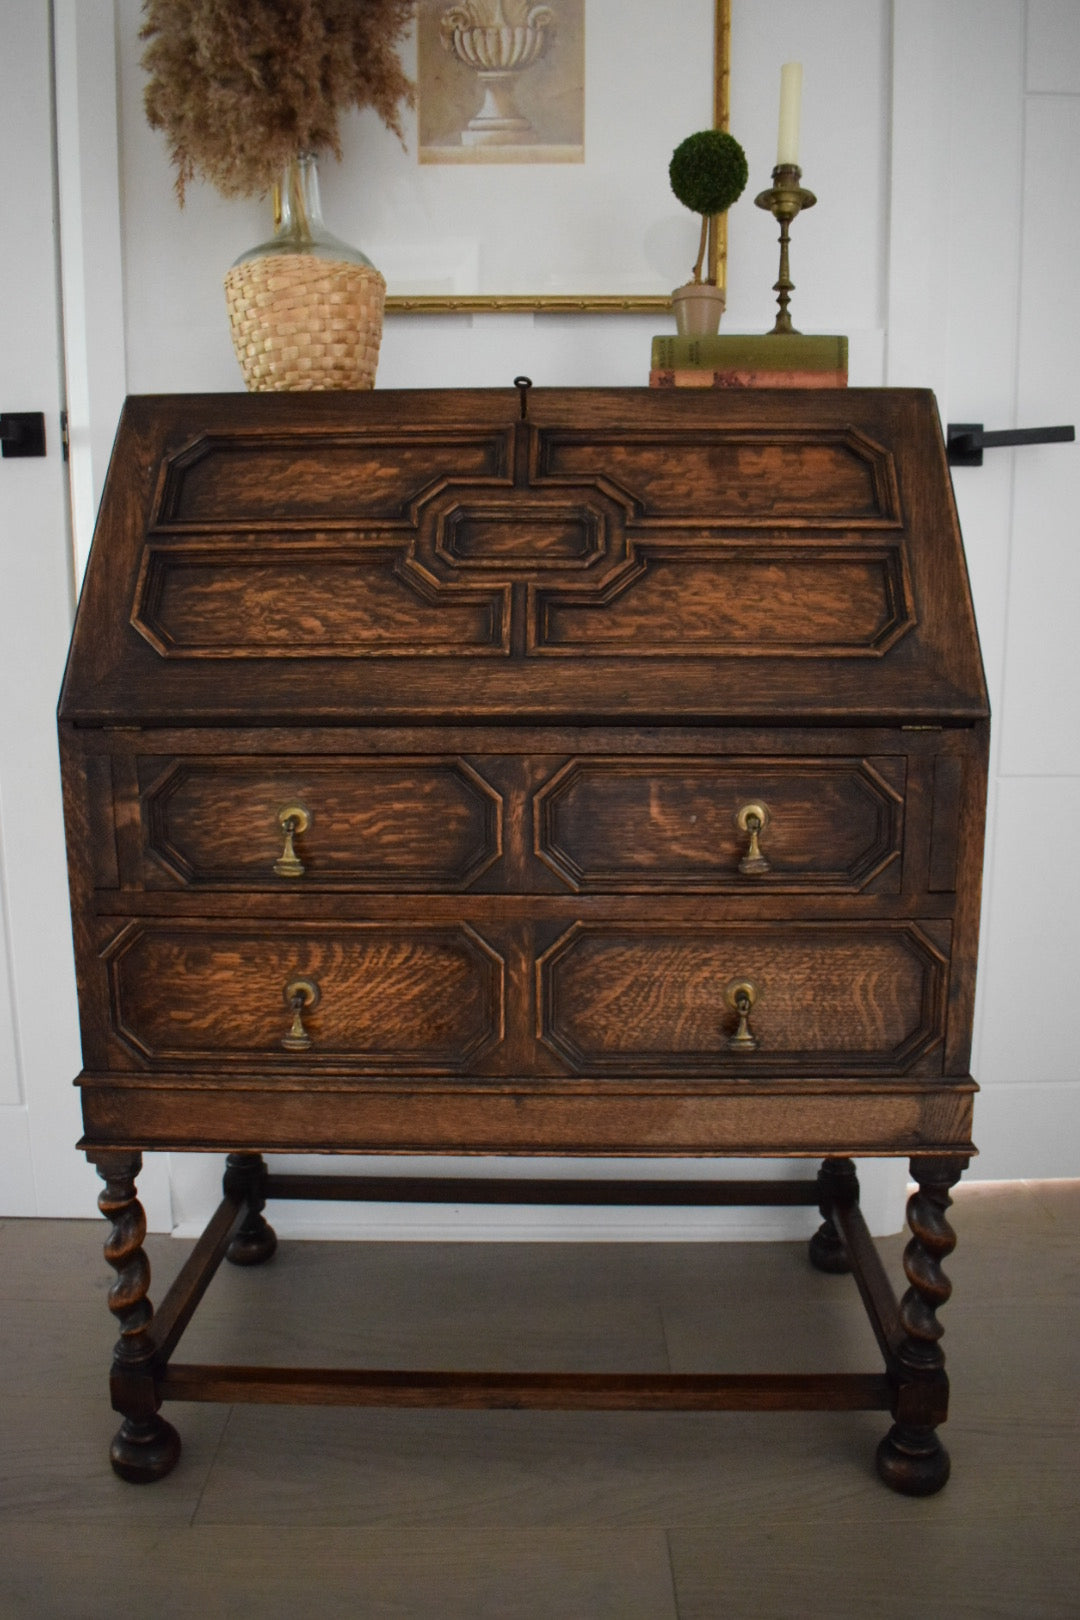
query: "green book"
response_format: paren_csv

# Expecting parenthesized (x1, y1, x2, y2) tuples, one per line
(651, 333, 848, 373)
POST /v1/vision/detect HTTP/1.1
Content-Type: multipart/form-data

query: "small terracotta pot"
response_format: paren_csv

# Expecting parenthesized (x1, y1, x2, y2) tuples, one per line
(671, 280, 726, 337)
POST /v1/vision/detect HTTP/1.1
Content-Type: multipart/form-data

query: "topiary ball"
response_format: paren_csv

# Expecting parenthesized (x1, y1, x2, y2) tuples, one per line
(669, 129, 749, 216)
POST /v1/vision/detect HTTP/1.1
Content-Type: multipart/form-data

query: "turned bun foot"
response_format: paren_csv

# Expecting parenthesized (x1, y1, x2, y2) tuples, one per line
(226, 1214, 278, 1267)
(876, 1422, 951, 1496)
(808, 1218, 851, 1273)
(109, 1414, 182, 1483)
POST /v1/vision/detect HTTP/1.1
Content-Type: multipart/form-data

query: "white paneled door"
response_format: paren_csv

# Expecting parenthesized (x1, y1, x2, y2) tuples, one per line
(970, 2, 1080, 1175)
(1, 2, 172, 1226)
(890, 0, 1080, 1179)
(0, 2, 88, 1213)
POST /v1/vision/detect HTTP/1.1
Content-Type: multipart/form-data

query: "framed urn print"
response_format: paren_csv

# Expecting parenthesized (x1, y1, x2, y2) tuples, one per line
(339, 0, 732, 313)
(417, 0, 586, 165)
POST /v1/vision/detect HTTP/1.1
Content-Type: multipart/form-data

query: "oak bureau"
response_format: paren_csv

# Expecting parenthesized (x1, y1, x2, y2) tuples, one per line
(58, 384, 988, 1493)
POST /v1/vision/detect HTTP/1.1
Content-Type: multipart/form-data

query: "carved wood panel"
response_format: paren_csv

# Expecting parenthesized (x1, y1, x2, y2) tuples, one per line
(533, 426, 902, 523)
(537, 922, 948, 1075)
(138, 757, 502, 889)
(127, 420, 915, 665)
(131, 546, 508, 657)
(104, 920, 505, 1071)
(154, 429, 511, 523)
(534, 756, 905, 892)
(532, 549, 912, 656)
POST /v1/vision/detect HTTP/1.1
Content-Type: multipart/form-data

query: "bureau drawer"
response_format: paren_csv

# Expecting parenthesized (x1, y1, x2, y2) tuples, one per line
(137, 757, 502, 889)
(538, 921, 950, 1076)
(131, 749, 905, 895)
(535, 755, 905, 892)
(102, 920, 504, 1072)
(94, 913, 948, 1081)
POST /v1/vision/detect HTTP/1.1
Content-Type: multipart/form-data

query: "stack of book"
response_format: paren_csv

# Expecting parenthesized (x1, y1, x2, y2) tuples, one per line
(650, 333, 848, 389)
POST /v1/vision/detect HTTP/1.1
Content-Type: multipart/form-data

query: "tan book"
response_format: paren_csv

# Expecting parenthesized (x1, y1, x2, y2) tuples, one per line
(650, 367, 847, 390)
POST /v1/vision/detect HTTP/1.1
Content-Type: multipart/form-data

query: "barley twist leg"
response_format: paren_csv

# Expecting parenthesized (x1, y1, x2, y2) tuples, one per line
(90, 1151, 181, 1483)
(877, 1154, 967, 1495)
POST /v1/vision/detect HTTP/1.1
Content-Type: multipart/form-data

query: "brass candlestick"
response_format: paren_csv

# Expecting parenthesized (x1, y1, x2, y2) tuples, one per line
(754, 163, 816, 334)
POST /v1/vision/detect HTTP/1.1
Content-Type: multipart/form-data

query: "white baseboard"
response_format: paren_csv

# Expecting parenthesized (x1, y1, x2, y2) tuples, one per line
(169, 1156, 910, 1243)
(175, 1201, 824, 1245)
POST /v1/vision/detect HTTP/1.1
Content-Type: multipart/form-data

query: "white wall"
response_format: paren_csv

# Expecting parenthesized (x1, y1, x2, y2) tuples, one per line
(0, 0, 90, 1221)
(960, 0, 1080, 1177)
(42, 0, 1079, 1233)
(115, 0, 891, 395)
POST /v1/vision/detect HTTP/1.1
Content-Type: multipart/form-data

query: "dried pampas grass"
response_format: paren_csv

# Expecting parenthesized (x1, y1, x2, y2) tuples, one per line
(141, 0, 416, 201)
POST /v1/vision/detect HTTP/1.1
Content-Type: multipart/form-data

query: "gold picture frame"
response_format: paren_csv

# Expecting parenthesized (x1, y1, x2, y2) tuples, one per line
(385, 0, 731, 315)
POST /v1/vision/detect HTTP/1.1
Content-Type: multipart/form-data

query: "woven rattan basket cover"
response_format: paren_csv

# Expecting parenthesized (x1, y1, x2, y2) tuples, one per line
(225, 253, 386, 392)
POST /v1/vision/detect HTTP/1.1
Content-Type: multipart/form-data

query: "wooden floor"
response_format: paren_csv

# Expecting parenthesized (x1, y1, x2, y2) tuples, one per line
(1, 1179, 1076, 1619)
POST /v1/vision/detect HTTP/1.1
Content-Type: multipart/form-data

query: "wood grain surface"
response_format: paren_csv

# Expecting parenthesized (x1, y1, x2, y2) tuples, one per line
(60, 385, 988, 1156)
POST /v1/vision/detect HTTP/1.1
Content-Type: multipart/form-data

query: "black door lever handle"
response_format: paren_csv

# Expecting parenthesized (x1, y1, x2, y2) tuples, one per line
(947, 421, 1075, 467)
(0, 411, 47, 459)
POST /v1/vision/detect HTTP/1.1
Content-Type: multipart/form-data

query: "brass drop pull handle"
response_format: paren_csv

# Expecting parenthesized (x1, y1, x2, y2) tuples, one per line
(725, 978, 760, 1052)
(735, 802, 771, 875)
(273, 805, 311, 878)
(282, 977, 320, 1051)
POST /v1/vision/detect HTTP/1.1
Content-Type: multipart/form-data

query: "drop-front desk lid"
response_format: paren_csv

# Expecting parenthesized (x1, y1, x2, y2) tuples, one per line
(59, 387, 988, 728)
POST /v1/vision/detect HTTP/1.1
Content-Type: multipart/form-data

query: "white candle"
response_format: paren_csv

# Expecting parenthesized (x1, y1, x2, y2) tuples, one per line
(777, 62, 803, 166)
